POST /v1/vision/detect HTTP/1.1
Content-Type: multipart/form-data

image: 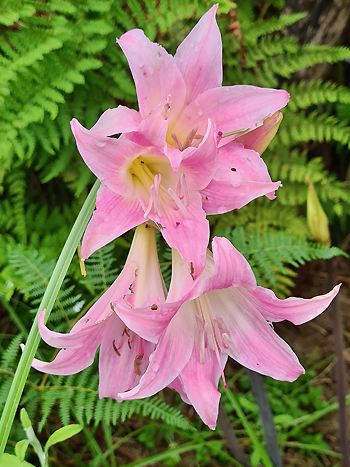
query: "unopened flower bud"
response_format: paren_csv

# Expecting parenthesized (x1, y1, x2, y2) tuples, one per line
(236, 112, 283, 154)
(306, 177, 330, 246)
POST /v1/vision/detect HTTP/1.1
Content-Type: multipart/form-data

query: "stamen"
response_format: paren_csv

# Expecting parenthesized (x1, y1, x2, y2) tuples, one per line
(183, 128, 198, 149)
(168, 188, 189, 214)
(171, 133, 184, 151)
(221, 128, 248, 138)
(177, 173, 190, 206)
(134, 354, 144, 376)
(162, 103, 171, 120)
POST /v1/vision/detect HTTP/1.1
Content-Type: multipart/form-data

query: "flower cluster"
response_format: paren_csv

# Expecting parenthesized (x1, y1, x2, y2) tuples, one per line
(33, 6, 340, 429)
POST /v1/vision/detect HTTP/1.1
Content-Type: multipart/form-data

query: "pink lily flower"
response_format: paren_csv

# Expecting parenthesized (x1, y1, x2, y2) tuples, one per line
(32, 224, 166, 398)
(71, 5, 287, 274)
(113, 238, 340, 429)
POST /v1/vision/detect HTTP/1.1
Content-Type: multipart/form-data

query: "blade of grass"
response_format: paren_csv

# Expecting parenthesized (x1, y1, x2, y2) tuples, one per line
(225, 389, 272, 467)
(0, 180, 100, 454)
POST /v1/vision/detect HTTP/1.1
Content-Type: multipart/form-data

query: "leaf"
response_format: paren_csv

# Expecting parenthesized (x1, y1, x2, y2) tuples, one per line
(44, 424, 83, 452)
(0, 453, 34, 467)
(15, 440, 30, 462)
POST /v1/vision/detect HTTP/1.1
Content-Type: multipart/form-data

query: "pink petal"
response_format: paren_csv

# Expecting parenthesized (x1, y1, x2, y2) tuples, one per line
(126, 105, 169, 152)
(209, 288, 304, 381)
(168, 377, 191, 404)
(81, 185, 144, 260)
(37, 311, 101, 348)
(91, 106, 141, 136)
(98, 313, 154, 398)
(112, 301, 179, 344)
(252, 283, 341, 325)
(202, 143, 281, 214)
(155, 191, 209, 278)
(32, 311, 102, 375)
(70, 119, 142, 193)
(236, 112, 283, 155)
(184, 85, 289, 138)
(167, 249, 197, 302)
(117, 302, 195, 400)
(180, 119, 218, 190)
(211, 237, 256, 289)
(117, 29, 186, 119)
(175, 5, 222, 102)
(179, 346, 227, 430)
(32, 346, 98, 375)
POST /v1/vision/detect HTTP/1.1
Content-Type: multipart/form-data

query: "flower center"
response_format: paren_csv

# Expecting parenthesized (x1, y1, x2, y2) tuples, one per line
(166, 127, 203, 151)
(128, 157, 157, 192)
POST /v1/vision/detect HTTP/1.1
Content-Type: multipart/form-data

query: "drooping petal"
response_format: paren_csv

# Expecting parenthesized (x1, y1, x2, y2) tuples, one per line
(252, 283, 341, 325)
(208, 288, 304, 381)
(180, 85, 289, 140)
(202, 143, 281, 214)
(32, 312, 102, 375)
(236, 112, 283, 154)
(70, 119, 142, 193)
(179, 346, 227, 430)
(154, 191, 209, 278)
(37, 311, 101, 348)
(91, 106, 141, 137)
(175, 5, 222, 102)
(168, 377, 191, 404)
(117, 29, 186, 119)
(32, 346, 98, 376)
(117, 302, 195, 401)
(81, 185, 144, 260)
(98, 313, 154, 398)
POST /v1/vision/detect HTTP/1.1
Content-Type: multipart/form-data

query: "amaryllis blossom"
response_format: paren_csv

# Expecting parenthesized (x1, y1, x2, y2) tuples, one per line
(71, 5, 287, 275)
(32, 224, 166, 398)
(113, 238, 340, 429)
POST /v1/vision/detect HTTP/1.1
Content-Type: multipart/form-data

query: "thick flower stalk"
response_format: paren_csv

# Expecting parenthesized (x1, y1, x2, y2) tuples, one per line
(113, 238, 340, 429)
(32, 224, 165, 397)
(71, 4, 288, 276)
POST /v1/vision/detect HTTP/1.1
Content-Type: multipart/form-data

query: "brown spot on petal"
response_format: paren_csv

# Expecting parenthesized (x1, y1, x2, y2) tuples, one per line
(112, 340, 121, 356)
(151, 304, 158, 311)
(230, 167, 237, 172)
(190, 262, 195, 280)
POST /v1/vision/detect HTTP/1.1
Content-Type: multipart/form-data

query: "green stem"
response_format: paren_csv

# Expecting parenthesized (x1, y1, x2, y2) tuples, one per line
(0, 180, 100, 454)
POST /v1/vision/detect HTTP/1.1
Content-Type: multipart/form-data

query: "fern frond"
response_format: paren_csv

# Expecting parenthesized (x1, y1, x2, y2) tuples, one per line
(38, 367, 192, 431)
(288, 80, 350, 110)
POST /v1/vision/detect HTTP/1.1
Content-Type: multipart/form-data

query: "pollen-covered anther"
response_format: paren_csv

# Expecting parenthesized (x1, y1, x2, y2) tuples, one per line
(162, 102, 171, 120)
(134, 354, 144, 376)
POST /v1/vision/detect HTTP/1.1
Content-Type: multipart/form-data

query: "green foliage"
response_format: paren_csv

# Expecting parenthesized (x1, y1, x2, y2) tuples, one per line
(1, 0, 350, 464)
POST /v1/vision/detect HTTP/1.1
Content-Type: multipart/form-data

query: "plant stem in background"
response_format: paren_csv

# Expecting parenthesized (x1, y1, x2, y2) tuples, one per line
(0, 180, 100, 455)
(329, 259, 350, 467)
(247, 370, 283, 467)
(217, 404, 249, 466)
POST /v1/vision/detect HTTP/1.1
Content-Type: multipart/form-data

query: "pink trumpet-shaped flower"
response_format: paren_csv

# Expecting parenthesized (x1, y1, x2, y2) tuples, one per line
(71, 5, 287, 274)
(32, 224, 166, 398)
(113, 238, 340, 429)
